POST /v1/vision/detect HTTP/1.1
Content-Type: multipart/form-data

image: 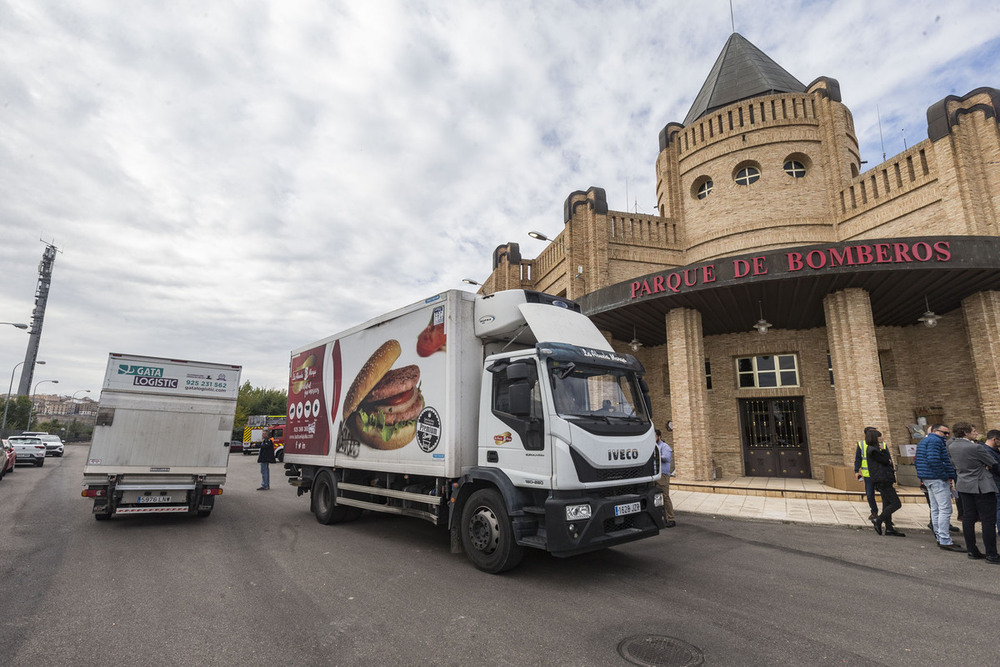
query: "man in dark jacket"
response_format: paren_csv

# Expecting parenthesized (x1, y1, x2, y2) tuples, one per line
(257, 433, 276, 490)
(914, 424, 963, 551)
(947, 423, 1000, 563)
(854, 426, 880, 521)
(981, 429, 1000, 544)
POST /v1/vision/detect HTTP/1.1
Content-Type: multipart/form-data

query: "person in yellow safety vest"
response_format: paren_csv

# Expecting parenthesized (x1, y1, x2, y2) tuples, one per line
(854, 426, 885, 521)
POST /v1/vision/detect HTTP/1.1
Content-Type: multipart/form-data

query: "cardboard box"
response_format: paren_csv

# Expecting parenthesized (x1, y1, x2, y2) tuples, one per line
(823, 464, 865, 492)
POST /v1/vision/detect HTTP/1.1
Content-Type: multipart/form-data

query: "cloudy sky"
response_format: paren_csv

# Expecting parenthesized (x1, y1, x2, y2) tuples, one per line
(2, 0, 999, 399)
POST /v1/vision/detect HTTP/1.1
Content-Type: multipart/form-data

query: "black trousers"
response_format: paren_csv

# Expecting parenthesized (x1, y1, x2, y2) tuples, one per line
(875, 481, 901, 526)
(958, 491, 998, 558)
(864, 476, 878, 514)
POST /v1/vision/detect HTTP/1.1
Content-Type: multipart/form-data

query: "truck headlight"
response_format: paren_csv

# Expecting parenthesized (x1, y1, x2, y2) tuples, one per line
(653, 492, 664, 508)
(565, 503, 592, 520)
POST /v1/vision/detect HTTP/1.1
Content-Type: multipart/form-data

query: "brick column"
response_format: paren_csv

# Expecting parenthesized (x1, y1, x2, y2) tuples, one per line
(823, 288, 888, 464)
(665, 307, 712, 480)
(962, 291, 1000, 428)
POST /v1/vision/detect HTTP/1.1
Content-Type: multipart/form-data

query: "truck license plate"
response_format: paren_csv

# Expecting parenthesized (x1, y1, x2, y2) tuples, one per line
(614, 501, 641, 517)
(138, 496, 172, 504)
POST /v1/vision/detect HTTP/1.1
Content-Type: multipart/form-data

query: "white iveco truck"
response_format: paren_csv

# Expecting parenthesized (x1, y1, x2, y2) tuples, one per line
(284, 289, 666, 572)
(82, 353, 241, 520)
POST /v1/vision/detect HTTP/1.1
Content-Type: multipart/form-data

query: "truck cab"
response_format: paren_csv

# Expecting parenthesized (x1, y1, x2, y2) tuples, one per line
(455, 291, 665, 571)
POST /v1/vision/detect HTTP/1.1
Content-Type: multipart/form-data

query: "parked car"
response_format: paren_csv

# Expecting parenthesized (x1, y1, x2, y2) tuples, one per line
(1, 439, 17, 479)
(228, 440, 243, 454)
(22, 431, 65, 457)
(7, 436, 46, 467)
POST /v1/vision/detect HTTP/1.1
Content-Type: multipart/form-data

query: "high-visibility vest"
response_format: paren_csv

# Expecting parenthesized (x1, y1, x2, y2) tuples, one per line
(858, 440, 887, 477)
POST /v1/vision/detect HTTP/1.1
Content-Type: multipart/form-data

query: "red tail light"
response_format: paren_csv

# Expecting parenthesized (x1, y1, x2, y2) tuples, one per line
(202, 487, 223, 496)
(81, 488, 107, 498)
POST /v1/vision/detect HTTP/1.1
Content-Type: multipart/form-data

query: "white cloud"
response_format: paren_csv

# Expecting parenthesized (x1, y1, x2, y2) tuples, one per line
(1, 0, 998, 398)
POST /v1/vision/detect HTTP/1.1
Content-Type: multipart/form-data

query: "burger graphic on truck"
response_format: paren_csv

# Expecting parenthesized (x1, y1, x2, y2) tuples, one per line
(342, 339, 424, 450)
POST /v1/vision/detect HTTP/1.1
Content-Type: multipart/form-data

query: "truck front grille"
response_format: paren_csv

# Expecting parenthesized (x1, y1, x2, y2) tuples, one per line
(568, 447, 656, 483)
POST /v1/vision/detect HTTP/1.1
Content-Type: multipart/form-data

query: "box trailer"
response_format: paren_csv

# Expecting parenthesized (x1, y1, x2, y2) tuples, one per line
(82, 353, 242, 520)
(284, 290, 665, 572)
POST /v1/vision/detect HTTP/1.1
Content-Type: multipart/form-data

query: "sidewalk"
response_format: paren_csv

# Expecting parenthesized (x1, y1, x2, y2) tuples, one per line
(671, 476, 940, 532)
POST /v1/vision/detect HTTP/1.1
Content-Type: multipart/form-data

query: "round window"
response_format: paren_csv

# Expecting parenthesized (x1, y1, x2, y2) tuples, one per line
(784, 160, 806, 178)
(691, 176, 714, 200)
(734, 166, 760, 186)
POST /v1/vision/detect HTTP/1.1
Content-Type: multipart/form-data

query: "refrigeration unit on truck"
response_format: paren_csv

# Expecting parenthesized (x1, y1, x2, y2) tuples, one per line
(283, 289, 666, 573)
(82, 353, 242, 520)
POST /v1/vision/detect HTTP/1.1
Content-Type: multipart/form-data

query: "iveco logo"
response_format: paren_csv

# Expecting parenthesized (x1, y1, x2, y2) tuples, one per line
(608, 448, 640, 461)
(478, 315, 495, 324)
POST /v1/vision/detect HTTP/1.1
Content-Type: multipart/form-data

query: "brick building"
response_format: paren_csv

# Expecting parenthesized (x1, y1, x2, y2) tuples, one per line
(480, 33, 1000, 482)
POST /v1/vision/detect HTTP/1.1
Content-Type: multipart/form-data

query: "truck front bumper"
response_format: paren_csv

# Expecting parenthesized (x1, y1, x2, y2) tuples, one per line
(540, 485, 666, 557)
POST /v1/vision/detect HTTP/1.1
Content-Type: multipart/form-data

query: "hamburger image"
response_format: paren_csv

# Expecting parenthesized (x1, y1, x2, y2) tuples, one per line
(342, 339, 424, 450)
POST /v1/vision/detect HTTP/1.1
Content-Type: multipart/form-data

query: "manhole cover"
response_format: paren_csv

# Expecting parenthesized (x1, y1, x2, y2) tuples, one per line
(617, 635, 705, 667)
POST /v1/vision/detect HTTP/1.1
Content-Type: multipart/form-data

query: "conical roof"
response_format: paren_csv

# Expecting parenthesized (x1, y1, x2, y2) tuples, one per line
(683, 33, 806, 126)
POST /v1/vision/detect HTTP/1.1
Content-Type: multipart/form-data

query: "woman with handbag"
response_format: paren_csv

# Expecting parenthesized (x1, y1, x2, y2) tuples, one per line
(867, 428, 905, 537)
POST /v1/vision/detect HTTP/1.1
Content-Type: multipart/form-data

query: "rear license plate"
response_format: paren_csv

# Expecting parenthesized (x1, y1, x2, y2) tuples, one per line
(138, 496, 172, 504)
(614, 501, 641, 517)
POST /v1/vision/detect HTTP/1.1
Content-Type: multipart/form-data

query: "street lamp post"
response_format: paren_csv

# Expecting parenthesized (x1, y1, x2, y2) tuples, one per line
(27, 379, 59, 431)
(1, 322, 29, 330)
(70, 389, 91, 441)
(2, 360, 45, 434)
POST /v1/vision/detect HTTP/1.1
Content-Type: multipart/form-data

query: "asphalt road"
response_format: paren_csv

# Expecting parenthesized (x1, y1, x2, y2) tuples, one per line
(1, 443, 998, 666)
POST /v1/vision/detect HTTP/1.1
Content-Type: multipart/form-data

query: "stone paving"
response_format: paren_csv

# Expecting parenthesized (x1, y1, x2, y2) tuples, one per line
(670, 476, 942, 532)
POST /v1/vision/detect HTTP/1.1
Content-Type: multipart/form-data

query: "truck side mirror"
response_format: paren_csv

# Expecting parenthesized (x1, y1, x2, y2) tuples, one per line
(508, 382, 532, 416)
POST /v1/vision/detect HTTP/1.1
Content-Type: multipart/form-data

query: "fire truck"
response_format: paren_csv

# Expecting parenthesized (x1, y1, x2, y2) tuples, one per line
(242, 415, 286, 461)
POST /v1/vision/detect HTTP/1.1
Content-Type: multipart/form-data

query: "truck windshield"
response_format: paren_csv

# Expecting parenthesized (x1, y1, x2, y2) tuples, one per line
(548, 362, 649, 424)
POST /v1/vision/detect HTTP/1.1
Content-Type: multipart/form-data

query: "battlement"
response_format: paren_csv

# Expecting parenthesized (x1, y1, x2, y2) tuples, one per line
(836, 141, 934, 221)
(607, 211, 680, 248)
(662, 93, 825, 158)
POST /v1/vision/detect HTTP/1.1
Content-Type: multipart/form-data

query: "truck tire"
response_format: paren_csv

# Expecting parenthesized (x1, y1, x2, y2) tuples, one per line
(460, 489, 524, 574)
(197, 510, 212, 518)
(95, 513, 111, 521)
(312, 470, 360, 524)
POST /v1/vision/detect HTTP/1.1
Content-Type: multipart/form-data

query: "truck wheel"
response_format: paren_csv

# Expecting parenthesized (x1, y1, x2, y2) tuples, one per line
(460, 489, 524, 573)
(197, 510, 212, 518)
(312, 471, 357, 524)
(95, 513, 111, 521)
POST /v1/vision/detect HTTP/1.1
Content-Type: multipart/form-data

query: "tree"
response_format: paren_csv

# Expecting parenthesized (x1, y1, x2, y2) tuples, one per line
(0, 395, 33, 436)
(233, 381, 288, 440)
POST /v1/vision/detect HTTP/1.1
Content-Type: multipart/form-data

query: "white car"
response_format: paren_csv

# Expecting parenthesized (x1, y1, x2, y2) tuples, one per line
(21, 431, 64, 457)
(7, 436, 47, 466)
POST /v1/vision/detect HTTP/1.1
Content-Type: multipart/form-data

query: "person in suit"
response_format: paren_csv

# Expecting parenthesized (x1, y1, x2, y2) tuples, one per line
(947, 422, 1000, 563)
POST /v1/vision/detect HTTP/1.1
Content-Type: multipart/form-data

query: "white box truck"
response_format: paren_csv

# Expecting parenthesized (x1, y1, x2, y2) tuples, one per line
(284, 290, 666, 572)
(82, 353, 242, 520)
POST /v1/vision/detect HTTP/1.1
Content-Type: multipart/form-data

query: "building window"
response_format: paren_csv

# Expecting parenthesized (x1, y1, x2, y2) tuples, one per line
(784, 160, 806, 178)
(736, 354, 799, 388)
(705, 359, 712, 390)
(734, 164, 761, 186)
(692, 176, 713, 200)
(827, 353, 834, 385)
